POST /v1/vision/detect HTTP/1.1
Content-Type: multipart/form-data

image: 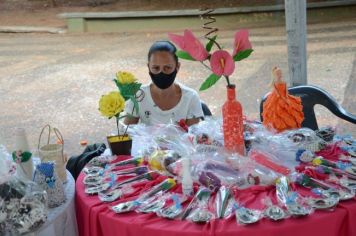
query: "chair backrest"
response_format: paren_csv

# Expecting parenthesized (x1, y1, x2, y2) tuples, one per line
(201, 102, 212, 117)
(260, 85, 356, 130)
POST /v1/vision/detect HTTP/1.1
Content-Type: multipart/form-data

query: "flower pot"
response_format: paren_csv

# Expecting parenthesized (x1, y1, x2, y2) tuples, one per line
(222, 85, 245, 156)
(107, 135, 132, 156)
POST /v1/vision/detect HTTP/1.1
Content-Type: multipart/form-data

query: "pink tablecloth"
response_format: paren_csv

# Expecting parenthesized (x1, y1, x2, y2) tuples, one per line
(76, 158, 356, 236)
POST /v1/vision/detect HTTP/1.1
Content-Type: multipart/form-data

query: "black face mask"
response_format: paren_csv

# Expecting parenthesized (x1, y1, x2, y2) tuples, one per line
(149, 70, 177, 90)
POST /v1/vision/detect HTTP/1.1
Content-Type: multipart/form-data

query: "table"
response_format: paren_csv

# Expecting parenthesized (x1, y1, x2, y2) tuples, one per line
(29, 170, 78, 236)
(75, 157, 356, 236)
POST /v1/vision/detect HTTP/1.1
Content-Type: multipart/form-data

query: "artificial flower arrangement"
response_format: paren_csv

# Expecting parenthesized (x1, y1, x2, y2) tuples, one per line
(168, 29, 253, 90)
(99, 71, 142, 155)
(168, 29, 253, 155)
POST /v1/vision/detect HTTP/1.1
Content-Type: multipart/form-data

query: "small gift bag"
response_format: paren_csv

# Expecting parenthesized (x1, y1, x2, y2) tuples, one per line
(33, 162, 66, 208)
(38, 125, 67, 182)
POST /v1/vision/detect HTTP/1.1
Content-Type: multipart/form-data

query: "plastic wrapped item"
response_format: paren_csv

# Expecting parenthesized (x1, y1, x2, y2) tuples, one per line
(157, 194, 188, 219)
(136, 191, 167, 213)
(148, 150, 181, 175)
(137, 178, 176, 202)
(189, 118, 224, 153)
(111, 178, 176, 214)
(128, 123, 193, 156)
(276, 176, 313, 217)
(248, 129, 303, 174)
(235, 203, 262, 225)
(192, 160, 241, 191)
(189, 118, 223, 145)
(262, 197, 288, 221)
(315, 126, 335, 142)
(106, 156, 145, 170)
(0, 155, 48, 235)
(282, 128, 326, 152)
(184, 187, 214, 223)
(86, 171, 159, 195)
(215, 186, 232, 218)
(249, 149, 292, 176)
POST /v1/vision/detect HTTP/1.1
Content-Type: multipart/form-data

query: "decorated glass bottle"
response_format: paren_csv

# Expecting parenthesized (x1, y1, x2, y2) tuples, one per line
(222, 85, 245, 155)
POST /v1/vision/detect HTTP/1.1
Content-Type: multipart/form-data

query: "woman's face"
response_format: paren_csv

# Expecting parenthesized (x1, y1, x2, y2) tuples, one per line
(148, 51, 180, 74)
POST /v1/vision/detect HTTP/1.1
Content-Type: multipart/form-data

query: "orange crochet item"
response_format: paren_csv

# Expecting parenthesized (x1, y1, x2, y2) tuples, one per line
(262, 67, 304, 132)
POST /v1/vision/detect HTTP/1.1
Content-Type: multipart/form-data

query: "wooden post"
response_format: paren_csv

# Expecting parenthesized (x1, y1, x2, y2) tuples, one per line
(284, 0, 307, 86)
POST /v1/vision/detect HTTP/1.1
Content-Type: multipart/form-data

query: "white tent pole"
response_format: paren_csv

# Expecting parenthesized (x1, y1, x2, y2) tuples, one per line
(284, 0, 308, 86)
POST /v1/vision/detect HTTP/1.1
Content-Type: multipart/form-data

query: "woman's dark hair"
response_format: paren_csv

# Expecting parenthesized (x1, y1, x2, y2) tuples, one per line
(148, 41, 178, 64)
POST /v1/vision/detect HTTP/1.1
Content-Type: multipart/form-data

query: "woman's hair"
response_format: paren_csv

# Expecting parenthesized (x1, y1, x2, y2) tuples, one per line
(148, 41, 178, 64)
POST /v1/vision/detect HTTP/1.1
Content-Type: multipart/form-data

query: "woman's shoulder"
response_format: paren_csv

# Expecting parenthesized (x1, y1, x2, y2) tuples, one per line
(178, 83, 199, 97)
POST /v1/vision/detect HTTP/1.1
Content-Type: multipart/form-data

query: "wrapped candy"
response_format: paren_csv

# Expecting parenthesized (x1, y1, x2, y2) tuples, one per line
(262, 67, 304, 132)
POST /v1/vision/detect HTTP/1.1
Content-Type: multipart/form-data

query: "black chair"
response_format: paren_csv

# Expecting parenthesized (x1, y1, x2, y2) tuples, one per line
(201, 102, 212, 118)
(259, 85, 356, 130)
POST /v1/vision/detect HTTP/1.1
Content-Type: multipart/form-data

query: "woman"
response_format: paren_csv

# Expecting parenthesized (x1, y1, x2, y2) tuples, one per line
(124, 41, 204, 126)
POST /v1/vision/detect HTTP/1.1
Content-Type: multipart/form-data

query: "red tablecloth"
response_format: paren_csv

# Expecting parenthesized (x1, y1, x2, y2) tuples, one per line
(76, 157, 356, 236)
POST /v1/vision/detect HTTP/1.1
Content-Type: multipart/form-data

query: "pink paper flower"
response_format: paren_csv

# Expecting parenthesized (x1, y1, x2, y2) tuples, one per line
(210, 50, 235, 76)
(232, 29, 252, 56)
(168, 30, 209, 61)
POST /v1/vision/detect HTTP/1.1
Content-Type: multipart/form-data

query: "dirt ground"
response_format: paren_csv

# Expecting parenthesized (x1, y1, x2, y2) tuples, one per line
(0, 0, 325, 28)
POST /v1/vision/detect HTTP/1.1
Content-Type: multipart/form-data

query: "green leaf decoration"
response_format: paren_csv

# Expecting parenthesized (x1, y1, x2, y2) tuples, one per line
(233, 49, 253, 61)
(12, 151, 32, 163)
(205, 35, 218, 52)
(199, 74, 221, 91)
(176, 51, 195, 61)
(131, 96, 140, 116)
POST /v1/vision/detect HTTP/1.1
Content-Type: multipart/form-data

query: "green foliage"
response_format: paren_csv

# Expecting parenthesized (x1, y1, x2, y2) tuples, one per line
(176, 50, 195, 61)
(199, 73, 221, 91)
(233, 49, 253, 61)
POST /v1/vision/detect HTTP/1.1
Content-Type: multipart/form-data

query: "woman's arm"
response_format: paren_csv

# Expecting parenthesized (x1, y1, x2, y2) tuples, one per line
(123, 116, 139, 125)
(185, 117, 200, 126)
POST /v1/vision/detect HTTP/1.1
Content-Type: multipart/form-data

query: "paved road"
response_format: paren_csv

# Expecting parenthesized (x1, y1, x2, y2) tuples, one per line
(0, 19, 355, 155)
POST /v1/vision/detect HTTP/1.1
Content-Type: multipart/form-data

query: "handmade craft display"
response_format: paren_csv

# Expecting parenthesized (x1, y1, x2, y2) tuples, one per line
(262, 67, 304, 132)
(80, 118, 356, 226)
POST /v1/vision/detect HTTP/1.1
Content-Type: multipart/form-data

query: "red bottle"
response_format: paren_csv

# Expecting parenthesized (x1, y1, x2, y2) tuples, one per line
(222, 85, 245, 155)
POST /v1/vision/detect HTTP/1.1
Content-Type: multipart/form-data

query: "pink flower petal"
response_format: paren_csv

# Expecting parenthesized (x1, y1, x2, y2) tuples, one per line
(168, 33, 186, 51)
(183, 30, 209, 61)
(233, 29, 252, 56)
(210, 50, 235, 76)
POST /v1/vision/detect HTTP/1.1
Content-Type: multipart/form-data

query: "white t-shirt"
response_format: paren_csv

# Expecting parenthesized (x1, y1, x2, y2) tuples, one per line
(124, 83, 204, 125)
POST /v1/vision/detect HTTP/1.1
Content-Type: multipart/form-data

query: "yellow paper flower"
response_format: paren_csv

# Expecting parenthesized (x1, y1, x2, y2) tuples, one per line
(99, 91, 125, 118)
(116, 71, 137, 84)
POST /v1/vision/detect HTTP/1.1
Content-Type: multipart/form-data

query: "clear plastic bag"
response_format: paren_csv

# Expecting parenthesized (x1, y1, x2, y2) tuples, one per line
(0, 148, 48, 235)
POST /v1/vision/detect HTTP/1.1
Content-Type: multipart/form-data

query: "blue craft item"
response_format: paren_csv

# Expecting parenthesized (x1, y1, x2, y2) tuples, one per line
(172, 194, 181, 210)
(295, 149, 314, 163)
(37, 162, 56, 188)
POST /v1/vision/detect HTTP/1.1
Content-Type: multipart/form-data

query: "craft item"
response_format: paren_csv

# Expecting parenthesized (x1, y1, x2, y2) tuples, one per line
(181, 158, 193, 196)
(38, 125, 67, 182)
(262, 67, 304, 132)
(33, 162, 65, 208)
(215, 186, 231, 218)
(13, 128, 34, 180)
